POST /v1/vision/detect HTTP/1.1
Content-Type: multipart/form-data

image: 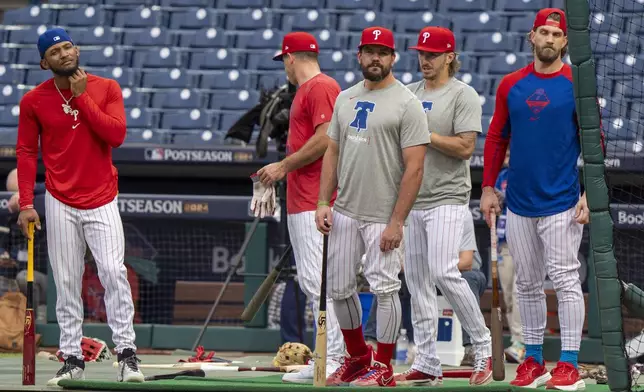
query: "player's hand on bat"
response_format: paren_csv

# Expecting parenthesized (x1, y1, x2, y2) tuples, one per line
(17, 209, 41, 239)
(69, 68, 88, 97)
(380, 222, 403, 252)
(575, 192, 590, 224)
(257, 162, 286, 186)
(480, 187, 501, 227)
(315, 206, 332, 235)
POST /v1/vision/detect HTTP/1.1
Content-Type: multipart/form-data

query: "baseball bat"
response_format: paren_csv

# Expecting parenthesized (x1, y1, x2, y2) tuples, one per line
(145, 369, 205, 381)
(489, 213, 505, 381)
(116, 362, 306, 373)
(313, 231, 328, 387)
(22, 222, 35, 386)
(240, 244, 293, 322)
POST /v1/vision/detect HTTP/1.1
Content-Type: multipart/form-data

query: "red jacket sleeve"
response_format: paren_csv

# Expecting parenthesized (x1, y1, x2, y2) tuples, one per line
(482, 77, 512, 188)
(75, 79, 126, 148)
(16, 95, 40, 210)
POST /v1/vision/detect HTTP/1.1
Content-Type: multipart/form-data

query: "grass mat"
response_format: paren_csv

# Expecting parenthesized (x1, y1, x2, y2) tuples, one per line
(58, 375, 611, 392)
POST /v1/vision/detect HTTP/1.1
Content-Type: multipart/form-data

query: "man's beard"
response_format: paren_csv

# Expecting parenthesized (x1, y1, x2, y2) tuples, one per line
(361, 62, 391, 82)
(535, 44, 561, 63)
(50, 61, 79, 77)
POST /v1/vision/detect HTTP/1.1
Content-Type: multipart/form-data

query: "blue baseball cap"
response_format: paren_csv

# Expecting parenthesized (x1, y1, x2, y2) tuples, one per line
(37, 27, 73, 59)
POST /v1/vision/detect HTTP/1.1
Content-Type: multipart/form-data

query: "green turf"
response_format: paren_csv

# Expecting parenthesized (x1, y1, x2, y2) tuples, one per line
(58, 375, 612, 392)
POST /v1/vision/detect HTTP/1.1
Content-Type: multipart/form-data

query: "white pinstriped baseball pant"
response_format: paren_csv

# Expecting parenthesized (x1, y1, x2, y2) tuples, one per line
(45, 192, 137, 359)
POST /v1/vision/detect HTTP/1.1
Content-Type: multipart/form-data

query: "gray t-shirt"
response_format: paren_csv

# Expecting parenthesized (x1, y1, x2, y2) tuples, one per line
(460, 209, 482, 270)
(327, 80, 430, 223)
(406, 78, 482, 210)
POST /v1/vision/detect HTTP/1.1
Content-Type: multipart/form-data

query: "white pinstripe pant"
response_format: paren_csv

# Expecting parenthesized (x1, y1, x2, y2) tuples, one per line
(287, 211, 345, 360)
(506, 206, 584, 351)
(405, 204, 491, 376)
(46, 192, 137, 358)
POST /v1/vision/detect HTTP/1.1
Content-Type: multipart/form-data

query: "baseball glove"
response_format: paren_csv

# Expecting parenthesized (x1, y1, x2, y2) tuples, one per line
(272, 342, 313, 367)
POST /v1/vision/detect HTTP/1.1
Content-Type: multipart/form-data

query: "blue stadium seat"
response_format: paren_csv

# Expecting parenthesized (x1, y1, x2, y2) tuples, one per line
(605, 119, 639, 140)
(313, 29, 344, 50)
(393, 52, 415, 72)
(0, 85, 24, 106)
(622, 80, 644, 99)
(590, 13, 624, 33)
(496, 0, 548, 12)
(457, 56, 477, 74)
(124, 129, 164, 144)
(479, 53, 531, 76)
(180, 28, 228, 48)
(246, 51, 283, 71)
(257, 72, 286, 90)
(113, 7, 163, 28)
(281, 10, 334, 32)
(339, 11, 393, 32)
(123, 28, 173, 47)
(236, 29, 283, 49)
(2, 6, 52, 25)
(10, 26, 49, 45)
(599, 96, 627, 120)
(394, 13, 452, 34)
(625, 16, 644, 36)
(161, 109, 212, 130)
(200, 70, 251, 90)
(0, 128, 17, 145)
(0, 107, 19, 127)
(141, 69, 194, 88)
(84, 47, 127, 67)
(382, 0, 439, 13)
(168, 131, 213, 146)
(57, 6, 106, 27)
(210, 90, 260, 111)
(17, 48, 43, 66)
(109, 0, 157, 5)
(219, 112, 243, 132)
(169, 8, 221, 30)
(0, 48, 11, 64)
(329, 71, 359, 90)
(458, 73, 490, 95)
(613, 0, 644, 13)
(596, 76, 612, 97)
(596, 55, 644, 77)
(126, 108, 156, 128)
(160, 0, 211, 6)
(452, 12, 506, 34)
(0, 67, 24, 85)
(25, 70, 51, 86)
(68, 27, 118, 46)
(480, 95, 495, 116)
(121, 88, 147, 108)
(590, 33, 639, 55)
(190, 49, 242, 70)
(132, 48, 183, 68)
(218, 0, 267, 8)
(272, 0, 319, 8)
(226, 10, 273, 30)
(326, 0, 376, 10)
(318, 50, 353, 71)
(481, 116, 491, 135)
(605, 140, 637, 156)
(89, 67, 137, 87)
(508, 14, 537, 34)
(47, 0, 99, 4)
(152, 89, 205, 109)
(440, 0, 494, 13)
(464, 33, 520, 53)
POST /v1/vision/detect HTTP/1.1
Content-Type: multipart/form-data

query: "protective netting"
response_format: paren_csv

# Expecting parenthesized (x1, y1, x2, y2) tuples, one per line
(589, 0, 644, 390)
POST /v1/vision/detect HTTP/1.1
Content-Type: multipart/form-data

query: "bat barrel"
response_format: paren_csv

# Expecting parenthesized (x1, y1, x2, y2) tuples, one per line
(23, 222, 36, 386)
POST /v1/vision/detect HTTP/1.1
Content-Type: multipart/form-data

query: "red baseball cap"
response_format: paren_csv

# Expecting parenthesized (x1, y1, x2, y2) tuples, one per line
(409, 26, 455, 53)
(533, 8, 567, 35)
(273, 32, 319, 61)
(358, 26, 395, 50)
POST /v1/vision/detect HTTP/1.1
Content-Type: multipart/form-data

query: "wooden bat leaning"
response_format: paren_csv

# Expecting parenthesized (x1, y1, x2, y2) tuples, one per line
(22, 222, 36, 386)
(115, 362, 307, 372)
(240, 244, 293, 322)
(489, 214, 505, 381)
(313, 232, 329, 387)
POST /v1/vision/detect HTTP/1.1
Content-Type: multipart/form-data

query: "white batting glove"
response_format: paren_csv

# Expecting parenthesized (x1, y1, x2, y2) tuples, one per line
(262, 184, 276, 218)
(250, 173, 270, 218)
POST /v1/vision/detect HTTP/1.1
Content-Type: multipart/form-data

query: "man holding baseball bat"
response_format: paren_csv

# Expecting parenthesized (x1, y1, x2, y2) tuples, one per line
(316, 26, 429, 387)
(481, 9, 593, 391)
(398, 27, 493, 387)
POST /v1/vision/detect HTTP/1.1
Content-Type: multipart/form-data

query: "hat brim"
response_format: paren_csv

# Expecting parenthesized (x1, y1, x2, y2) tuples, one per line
(409, 45, 452, 53)
(358, 43, 395, 50)
(273, 52, 285, 61)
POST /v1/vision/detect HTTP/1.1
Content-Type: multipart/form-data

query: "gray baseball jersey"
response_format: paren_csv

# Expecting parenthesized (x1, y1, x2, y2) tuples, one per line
(406, 78, 482, 210)
(460, 209, 482, 271)
(327, 80, 429, 223)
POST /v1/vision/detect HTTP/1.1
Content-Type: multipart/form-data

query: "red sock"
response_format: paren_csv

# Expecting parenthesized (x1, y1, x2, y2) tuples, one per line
(375, 342, 395, 365)
(341, 327, 368, 357)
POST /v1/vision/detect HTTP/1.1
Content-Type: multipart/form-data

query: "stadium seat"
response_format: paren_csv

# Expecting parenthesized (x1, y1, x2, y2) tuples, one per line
(272, 0, 319, 9)
(141, 69, 194, 88)
(440, 0, 494, 13)
(200, 70, 252, 90)
(132, 48, 183, 68)
(622, 80, 644, 99)
(0, 128, 17, 145)
(126, 108, 156, 129)
(605, 140, 637, 156)
(190, 49, 242, 70)
(121, 88, 147, 108)
(25, 70, 51, 86)
(210, 90, 260, 111)
(161, 109, 212, 130)
(338, 11, 393, 32)
(329, 71, 358, 90)
(496, 0, 548, 12)
(68, 27, 118, 46)
(168, 131, 213, 146)
(113, 7, 163, 28)
(0, 107, 19, 127)
(124, 129, 164, 144)
(123, 28, 173, 47)
(109, 0, 157, 5)
(47, 0, 100, 4)
(590, 33, 639, 55)
(0, 67, 24, 85)
(508, 14, 537, 34)
(590, 13, 624, 34)
(313, 29, 344, 50)
(218, 0, 267, 8)
(382, 0, 439, 13)
(57, 6, 106, 27)
(281, 10, 334, 32)
(318, 50, 353, 71)
(605, 118, 638, 140)
(326, 0, 376, 10)
(257, 73, 286, 90)
(10, 26, 49, 45)
(458, 73, 491, 95)
(481, 116, 492, 135)
(180, 28, 228, 48)
(597, 55, 644, 77)
(0, 48, 10, 65)
(480, 95, 495, 116)
(479, 53, 531, 76)
(394, 13, 452, 34)
(452, 12, 506, 34)
(236, 29, 284, 49)
(226, 10, 274, 30)
(613, 0, 644, 13)
(84, 47, 127, 67)
(464, 33, 520, 53)
(17, 48, 43, 66)
(0, 85, 24, 106)
(160, 0, 212, 7)
(169, 8, 221, 30)
(219, 112, 243, 132)
(152, 90, 205, 109)
(2, 6, 52, 25)
(89, 67, 137, 88)
(247, 51, 284, 71)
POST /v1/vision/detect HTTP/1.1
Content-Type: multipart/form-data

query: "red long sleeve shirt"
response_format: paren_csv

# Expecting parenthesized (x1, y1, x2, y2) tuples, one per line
(16, 74, 127, 210)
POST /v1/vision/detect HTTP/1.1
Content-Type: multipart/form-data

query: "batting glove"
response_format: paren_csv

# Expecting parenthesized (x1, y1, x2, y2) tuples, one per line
(250, 174, 275, 218)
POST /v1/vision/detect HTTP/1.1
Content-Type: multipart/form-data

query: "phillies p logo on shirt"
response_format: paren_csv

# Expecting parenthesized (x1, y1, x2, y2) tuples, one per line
(350, 101, 375, 133)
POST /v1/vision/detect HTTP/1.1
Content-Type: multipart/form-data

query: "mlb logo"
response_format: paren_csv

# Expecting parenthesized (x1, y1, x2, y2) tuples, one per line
(145, 148, 164, 161)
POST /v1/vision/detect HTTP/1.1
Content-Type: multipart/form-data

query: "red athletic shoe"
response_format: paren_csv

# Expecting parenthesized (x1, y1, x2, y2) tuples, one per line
(394, 369, 443, 386)
(469, 357, 493, 386)
(510, 356, 552, 388)
(350, 361, 395, 387)
(546, 362, 586, 391)
(325, 346, 372, 386)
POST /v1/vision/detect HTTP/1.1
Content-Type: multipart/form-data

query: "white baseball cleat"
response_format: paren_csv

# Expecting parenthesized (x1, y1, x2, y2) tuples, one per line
(282, 358, 342, 384)
(47, 357, 85, 387)
(117, 349, 145, 383)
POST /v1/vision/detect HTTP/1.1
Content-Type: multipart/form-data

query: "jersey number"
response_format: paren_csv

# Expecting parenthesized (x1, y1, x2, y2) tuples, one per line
(350, 101, 375, 133)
